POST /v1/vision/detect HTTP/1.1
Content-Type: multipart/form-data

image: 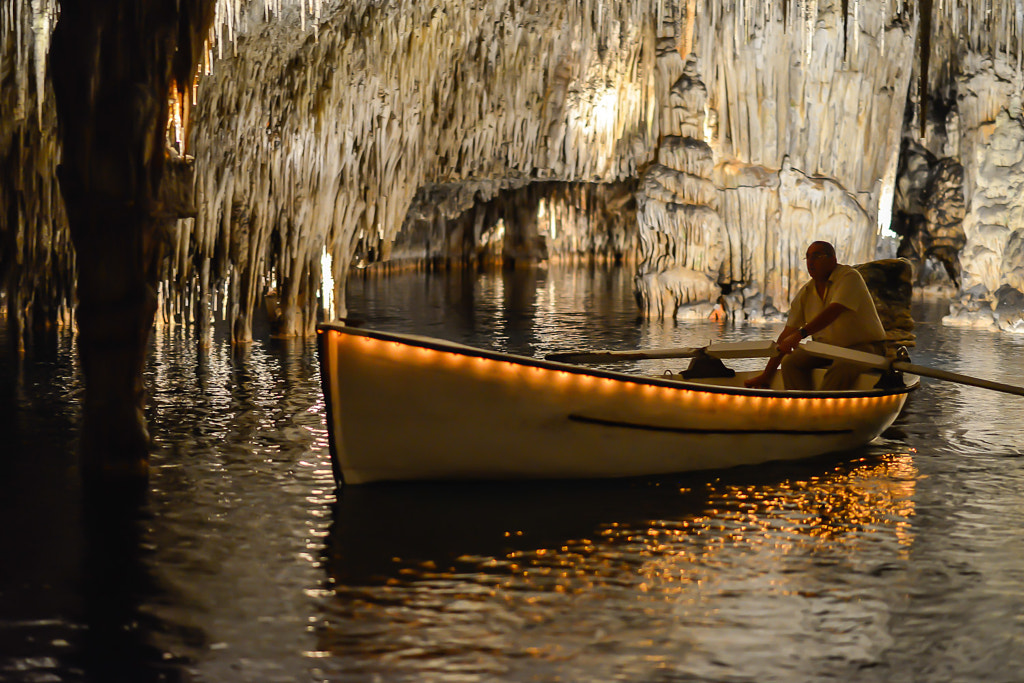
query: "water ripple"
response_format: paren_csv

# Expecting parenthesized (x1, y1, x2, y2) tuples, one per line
(3, 271, 1024, 682)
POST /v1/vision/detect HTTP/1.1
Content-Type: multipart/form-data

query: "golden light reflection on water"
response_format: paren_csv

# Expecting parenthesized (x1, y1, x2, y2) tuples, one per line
(319, 450, 920, 678)
(309, 275, 1024, 682)
(628, 452, 920, 595)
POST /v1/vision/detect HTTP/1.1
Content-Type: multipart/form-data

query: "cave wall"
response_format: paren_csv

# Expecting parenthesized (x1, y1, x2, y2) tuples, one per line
(647, 0, 916, 320)
(895, 13, 1024, 332)
(7, 0, 1024, 339)
(0, 0, 69, 345)
(177, 0, 1024, 331)
(185, 0, 660, 340)
(389, 181, 637, 272)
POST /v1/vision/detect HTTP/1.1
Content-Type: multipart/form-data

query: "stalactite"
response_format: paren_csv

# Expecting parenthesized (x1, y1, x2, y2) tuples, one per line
(7, 0, 1024, 341)
(178, 0, 661, 340)
(919, 0, 933, 138)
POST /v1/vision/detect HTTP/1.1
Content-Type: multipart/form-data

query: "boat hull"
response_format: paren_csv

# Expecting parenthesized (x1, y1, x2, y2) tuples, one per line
(317, 324, 916, 485)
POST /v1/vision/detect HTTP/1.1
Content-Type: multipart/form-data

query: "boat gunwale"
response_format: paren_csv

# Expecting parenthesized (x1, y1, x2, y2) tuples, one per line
(316, 322, 919, 400)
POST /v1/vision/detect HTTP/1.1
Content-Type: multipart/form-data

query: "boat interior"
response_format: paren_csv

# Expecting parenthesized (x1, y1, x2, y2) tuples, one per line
(661, 367, 890, 392)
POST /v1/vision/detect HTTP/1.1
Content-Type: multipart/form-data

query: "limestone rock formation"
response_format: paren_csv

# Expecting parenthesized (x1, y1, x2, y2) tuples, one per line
(631, 0, 915, 321)
(635, 55, 724, 319)
(185, 0, 660, 340)
(922, 158, 967, 285)
(855, 258, 916, 349)
(943, 103, 1024, 332)
(712, 158, 876, 323)
(390, 181, 638, 271)
(0, 0, 69, 346)
(7, 0, 1024, 343)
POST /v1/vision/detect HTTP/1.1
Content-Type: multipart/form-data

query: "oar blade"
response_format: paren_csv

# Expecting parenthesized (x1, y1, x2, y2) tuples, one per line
(894, 362, 1024, 397)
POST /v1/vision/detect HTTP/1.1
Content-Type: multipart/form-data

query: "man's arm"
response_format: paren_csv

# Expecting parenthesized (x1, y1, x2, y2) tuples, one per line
(744, 303, 850, 389)
(743, 325, 797, 388)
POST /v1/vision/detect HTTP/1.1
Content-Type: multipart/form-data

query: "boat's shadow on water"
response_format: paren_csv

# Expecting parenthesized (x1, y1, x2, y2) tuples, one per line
(322, 447, 898, 586)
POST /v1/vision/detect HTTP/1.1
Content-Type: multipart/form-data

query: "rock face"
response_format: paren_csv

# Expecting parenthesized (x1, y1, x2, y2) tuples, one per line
(635, 54, 724, 319)
(945, 106, 1024, 331)
(6, 0, 1024, 341)
(686, 0, 915, 322)
(923, 158, 967, 285)
(392, 181, 637, 270)
(0, 0, 68, 344)
(892, 141, 962, 288)
(855, 259, 916, 349)
(185, 0, 661, 340)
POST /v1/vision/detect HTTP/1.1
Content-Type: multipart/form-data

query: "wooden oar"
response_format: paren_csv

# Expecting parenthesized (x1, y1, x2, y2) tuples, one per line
(545, 347, 703, 362)
(545, 340, 778, 363)
(893, 362, 1024, 397)
(802, 340, 1024, 397)
(549, 338, 1024, 397)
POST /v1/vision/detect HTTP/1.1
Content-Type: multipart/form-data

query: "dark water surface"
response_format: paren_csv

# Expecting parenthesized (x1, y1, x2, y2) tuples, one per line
(3, 265, 1024, 682)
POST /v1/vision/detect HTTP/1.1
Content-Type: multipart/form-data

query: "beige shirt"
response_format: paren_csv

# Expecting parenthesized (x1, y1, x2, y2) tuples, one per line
(786, 264, 887, 347)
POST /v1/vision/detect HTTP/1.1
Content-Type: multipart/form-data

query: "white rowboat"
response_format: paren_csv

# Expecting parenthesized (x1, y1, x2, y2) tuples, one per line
(316, 323, 918, 485)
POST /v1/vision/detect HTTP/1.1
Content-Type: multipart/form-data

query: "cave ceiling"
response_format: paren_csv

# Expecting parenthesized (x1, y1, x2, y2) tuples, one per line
(4, 0, 1024, 337)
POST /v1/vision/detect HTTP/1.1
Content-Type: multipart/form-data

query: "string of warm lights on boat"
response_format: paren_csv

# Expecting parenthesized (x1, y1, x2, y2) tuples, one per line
(328, 330, 906, 424)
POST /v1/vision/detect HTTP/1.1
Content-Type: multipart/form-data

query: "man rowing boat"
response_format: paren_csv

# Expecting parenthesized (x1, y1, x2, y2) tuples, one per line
(745, 241, 888, 390)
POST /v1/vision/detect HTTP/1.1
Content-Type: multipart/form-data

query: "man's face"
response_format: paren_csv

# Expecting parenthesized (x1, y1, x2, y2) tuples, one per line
(805, 245, 837, 280)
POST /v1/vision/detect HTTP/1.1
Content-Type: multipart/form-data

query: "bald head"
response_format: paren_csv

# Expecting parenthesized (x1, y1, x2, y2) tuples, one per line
(805, 241, 838, 283)
(808, 241, 836, 258)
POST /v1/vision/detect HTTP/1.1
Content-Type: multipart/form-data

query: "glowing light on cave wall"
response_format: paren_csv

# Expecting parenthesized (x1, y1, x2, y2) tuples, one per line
(321, 246, 335, 321)
(169, 84, 185, 152)
(877, 182, 897, 237)
(537, 198, 563, 240)
(594, 89, 620, 135)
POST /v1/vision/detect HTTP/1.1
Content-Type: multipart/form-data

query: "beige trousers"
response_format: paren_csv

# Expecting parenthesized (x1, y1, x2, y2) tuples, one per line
(781, 341, 888, 391)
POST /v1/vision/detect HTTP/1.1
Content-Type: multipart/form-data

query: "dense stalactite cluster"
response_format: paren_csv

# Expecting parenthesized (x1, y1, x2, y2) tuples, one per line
(691, 0, 913, 320)
(0, 0, 68, 344)
(182, 0, 660, 340)
(634, 53, 724, 319)
(6, 0, 1024, 342)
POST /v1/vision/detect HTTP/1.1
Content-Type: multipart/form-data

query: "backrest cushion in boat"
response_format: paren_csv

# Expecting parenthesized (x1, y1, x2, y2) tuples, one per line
(682, 352, 736, 379)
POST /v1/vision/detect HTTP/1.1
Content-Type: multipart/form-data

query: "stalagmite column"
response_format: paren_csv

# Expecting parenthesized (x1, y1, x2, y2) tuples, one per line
(946, 77, 1024, 330)
(635, 54, 723, 319)
(49, 1, 213, 484)
(923, 158, 966, 285)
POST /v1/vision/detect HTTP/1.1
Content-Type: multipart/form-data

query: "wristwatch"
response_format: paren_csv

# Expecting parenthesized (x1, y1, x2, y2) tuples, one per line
(799, 327, 810, 338)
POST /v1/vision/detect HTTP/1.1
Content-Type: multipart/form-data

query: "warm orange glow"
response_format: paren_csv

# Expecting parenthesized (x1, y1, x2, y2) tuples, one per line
(332, 329, 902, 430)
(168, 80, 186, 153)
(325, 321, 907, 488)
